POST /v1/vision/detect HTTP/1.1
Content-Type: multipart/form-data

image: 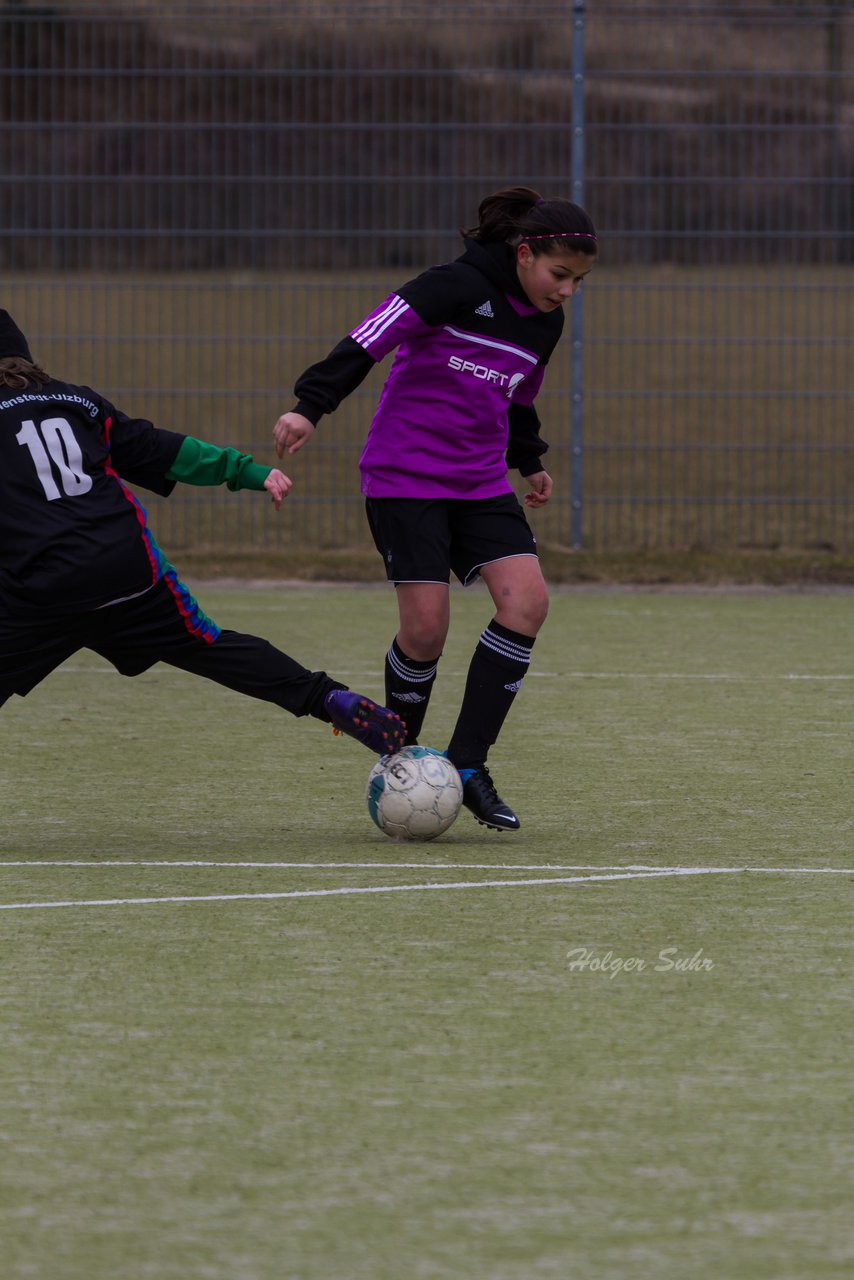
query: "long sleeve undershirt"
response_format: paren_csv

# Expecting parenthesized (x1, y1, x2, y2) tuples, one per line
(165, 436, 271, 491)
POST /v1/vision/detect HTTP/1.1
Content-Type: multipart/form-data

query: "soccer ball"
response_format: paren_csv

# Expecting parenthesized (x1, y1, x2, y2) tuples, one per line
(367, 746, 463, 841)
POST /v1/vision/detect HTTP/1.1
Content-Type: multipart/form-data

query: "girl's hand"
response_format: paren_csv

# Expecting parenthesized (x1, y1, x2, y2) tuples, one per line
(264, 468, 293, 511)
(523, 470, 553, 507)
(273, 412, 315, 457)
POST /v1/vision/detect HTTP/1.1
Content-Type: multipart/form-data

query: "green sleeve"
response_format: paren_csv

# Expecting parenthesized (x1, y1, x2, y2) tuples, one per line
(165, 436, 271, 492)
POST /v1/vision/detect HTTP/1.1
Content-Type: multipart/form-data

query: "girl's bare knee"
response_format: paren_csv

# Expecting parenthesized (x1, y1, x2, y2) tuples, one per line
(493, 583, 549, 636)
(398, 620, 448, 659)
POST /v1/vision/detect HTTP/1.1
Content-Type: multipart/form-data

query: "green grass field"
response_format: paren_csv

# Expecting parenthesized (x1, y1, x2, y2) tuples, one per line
(1, 585, 851, 1279)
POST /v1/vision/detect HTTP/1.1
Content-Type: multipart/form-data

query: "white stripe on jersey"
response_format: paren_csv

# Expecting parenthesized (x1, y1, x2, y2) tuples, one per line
(351, 295, 409, 349)
(444, 326, 539, 365)
(94, 582, 158, 610)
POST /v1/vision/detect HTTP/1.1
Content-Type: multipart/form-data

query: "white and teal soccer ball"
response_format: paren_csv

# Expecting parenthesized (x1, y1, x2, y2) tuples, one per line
(367, 746, 463, 841)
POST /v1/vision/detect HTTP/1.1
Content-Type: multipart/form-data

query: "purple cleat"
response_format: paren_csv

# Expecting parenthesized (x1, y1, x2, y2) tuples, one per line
(324, 689, 406, 755)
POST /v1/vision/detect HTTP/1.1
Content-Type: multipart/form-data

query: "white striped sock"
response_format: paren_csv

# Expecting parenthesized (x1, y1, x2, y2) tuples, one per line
(387, 646, 438, 683)
(479, 627, 532, 666)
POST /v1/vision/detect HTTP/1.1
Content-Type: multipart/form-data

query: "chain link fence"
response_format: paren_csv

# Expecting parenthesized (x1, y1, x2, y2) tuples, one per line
(1, 1, 852, 556)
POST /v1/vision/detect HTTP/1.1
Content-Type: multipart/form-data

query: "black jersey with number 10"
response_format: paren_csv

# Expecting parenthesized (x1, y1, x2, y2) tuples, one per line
(0, 378, 185, 613)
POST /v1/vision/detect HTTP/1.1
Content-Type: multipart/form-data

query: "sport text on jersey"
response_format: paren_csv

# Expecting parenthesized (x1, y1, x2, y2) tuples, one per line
(0, 390, 99, 417)
(447, 356, 527, 396)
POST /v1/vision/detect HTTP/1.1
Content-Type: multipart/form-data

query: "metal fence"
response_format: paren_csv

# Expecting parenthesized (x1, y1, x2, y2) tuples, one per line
(1, 1, 852, 556)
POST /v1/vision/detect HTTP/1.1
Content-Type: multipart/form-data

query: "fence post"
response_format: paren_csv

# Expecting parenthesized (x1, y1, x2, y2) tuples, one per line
(570, 0, 586, 549)
(827, 0, 848, 264)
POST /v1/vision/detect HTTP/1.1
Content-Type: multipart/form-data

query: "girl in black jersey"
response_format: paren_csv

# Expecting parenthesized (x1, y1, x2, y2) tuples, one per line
(274, 187, 597, 831)
(0, 310, 404, 758)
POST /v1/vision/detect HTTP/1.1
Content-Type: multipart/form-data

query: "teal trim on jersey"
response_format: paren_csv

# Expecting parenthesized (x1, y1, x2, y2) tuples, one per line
(166, 437, 270, 492)
(143, 527, 221, 643)
(161, 565, 221, 643)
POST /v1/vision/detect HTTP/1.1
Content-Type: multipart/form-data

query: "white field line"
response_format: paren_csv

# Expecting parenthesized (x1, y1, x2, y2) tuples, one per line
(0, 866, 848, 913)
(0, 868, 739, 910)
(0, 861, 850, 873)
(0, 861, 740, 870)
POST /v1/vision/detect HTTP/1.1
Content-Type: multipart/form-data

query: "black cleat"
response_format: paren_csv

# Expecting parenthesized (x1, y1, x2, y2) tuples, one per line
(461, 766, 521, 832)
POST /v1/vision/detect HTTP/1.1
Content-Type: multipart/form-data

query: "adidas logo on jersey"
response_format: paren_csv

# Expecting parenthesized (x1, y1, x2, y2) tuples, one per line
(474, 300, 494, 318)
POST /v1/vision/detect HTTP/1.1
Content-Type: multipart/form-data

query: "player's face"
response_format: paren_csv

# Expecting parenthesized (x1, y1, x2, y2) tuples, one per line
(515, 244, 595, 312)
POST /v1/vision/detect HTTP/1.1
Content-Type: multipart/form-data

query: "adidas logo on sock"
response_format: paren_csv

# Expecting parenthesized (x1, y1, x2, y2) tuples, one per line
(474, 300, 494, 318)
(393, 691, 427, 704)
(503, 679, 523, 693)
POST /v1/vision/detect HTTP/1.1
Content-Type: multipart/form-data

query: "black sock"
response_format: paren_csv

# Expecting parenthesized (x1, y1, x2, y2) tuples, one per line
(446, 620, 535, 770)
(385, 638, 439, 744)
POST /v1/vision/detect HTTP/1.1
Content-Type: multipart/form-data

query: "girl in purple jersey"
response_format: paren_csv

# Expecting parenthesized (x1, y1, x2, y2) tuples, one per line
(274, 187, 597, 830)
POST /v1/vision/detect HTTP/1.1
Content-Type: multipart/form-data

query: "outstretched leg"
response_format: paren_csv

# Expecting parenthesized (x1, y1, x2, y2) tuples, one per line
(92, 580, 404, 753)
(161, 631, 405, 754)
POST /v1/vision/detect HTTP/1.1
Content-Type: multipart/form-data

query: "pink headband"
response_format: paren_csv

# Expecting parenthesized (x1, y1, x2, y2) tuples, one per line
(527, 202, 596, 239)
(524, 232, 597, 241)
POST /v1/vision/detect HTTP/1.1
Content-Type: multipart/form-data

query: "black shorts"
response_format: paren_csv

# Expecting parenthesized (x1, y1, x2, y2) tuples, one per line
(365, 494, 538, 586)
(0, 578, 221, 701)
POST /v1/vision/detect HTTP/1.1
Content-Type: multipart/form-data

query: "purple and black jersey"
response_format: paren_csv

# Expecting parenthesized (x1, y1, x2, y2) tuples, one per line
(292, 240, 564, 500)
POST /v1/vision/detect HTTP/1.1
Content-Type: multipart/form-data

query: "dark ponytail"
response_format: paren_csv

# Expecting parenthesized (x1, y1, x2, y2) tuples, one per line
(462, 185, 597, 257)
